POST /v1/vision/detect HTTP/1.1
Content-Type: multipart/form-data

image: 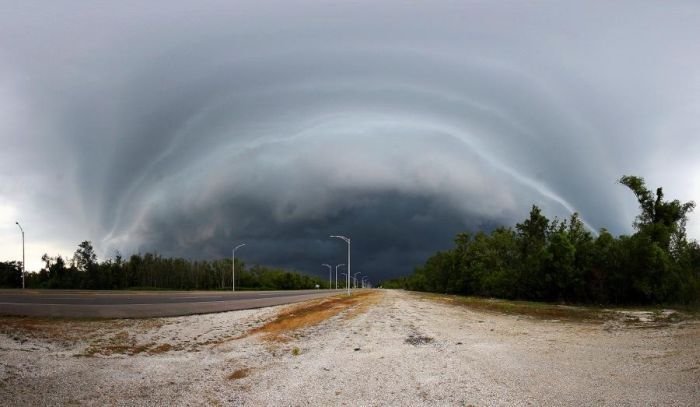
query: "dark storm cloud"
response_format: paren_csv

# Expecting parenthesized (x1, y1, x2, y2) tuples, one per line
(1, 1, 699, 276)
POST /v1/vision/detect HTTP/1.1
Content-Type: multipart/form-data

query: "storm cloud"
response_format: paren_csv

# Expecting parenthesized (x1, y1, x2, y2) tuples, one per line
(1, 1, 699, 279)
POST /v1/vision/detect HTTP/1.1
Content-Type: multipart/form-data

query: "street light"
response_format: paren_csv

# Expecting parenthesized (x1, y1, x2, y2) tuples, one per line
(321, 264, 332, 289)
(330, 235, 350, 295)
(15, 222, 24, 289)
(362, 276, 368, 288)
(335, 263, 345, 290)
(353, 272, 361, 289)
(232, 243, 246, 292)
(340, 272, 348, 289)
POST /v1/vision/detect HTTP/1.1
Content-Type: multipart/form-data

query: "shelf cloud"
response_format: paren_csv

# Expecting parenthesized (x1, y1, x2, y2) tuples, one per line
(1, 1, 699, 278)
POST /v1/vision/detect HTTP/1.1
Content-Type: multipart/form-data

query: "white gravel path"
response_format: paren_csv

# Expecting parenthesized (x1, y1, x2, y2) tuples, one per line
(1, 290, 698, 406)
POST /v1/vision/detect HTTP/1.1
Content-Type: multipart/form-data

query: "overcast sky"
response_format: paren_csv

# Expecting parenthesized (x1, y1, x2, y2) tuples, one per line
(1, 1, 699, 279)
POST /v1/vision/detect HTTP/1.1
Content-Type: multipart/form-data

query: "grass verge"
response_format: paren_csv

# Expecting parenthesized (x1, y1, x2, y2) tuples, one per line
(0, 316, 136, 344)
(415, 292, 609, 322)
(415, 291, 698, 324)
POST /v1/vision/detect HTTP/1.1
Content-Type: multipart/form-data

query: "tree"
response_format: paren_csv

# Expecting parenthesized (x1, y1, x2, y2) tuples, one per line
(516, 205, 550, 299)
(73, 241, 97, 272)
(0, 261, 22, 288)
(618, 175, 697, 302)
(48, 256, 68, 288)
(619, 175, 695, 250)
(567, 212, 594, 301)
(73, 241, 98, 288)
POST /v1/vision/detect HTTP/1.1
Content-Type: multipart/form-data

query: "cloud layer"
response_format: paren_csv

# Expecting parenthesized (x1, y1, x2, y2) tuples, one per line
(1, 1, 699, 278)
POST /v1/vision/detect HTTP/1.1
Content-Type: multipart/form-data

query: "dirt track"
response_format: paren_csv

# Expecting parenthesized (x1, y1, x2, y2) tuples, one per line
(1, 290, 698, 406)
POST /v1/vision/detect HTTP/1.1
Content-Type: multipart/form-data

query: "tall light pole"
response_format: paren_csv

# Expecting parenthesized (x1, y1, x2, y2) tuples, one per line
(232, 243, 245, 292)
(335, 263, 345, 290)
(340, 272, 348, 289)
(330, 235, 350, 295)
(362, 276, 368, 288)
(353, 272, 361, 289)
(15, 222, 24, 289)
(321, 264, 332, 289)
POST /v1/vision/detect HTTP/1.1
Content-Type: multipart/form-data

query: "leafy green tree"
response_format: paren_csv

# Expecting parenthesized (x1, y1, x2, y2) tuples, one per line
(567, 213, 594, 300)
(0, 261, 22, 288)
(619, 175, 695, 250)
(394, 175, 699, 305)
(472, 228, 519, 298)
(516, 205, 550, 299)
(544, 230, 576, 300)
(47, 256, 68, 288)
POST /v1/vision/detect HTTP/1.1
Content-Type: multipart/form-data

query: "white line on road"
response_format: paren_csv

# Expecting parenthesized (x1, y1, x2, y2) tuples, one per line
(168, 295, 223, 300)
(38, 297, 97, 301)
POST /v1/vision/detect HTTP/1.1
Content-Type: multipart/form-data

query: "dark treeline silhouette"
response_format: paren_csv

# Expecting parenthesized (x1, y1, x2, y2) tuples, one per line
(0, 241, 326, 290)
(384, 176, 700, 305)
(0, 261, 22, 288)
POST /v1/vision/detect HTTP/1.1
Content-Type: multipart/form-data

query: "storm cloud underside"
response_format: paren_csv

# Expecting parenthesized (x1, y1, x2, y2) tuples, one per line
(1, 1, 699, 278)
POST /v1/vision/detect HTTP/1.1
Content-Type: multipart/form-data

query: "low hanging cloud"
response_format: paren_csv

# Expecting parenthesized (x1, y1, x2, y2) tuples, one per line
(1, 1, 699, 278)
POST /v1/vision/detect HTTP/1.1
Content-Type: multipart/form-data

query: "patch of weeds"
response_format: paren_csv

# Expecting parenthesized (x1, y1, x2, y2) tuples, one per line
(665, 312, 684, 323)
(227, 368, 251, 381)
(416, 292, 605, 322)
(0, 316, 164, 349)
(622, 315, 641, 324)
(0, 316, 103, 345)
(149, 343, 173, 354)
(416, 292, 699, 327)
(291, 346, 301, 356)
(83, 331, 178, 357)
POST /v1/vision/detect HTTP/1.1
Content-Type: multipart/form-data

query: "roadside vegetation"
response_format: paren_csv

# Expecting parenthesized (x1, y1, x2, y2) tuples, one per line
(385, 175, 700, 305)
(0, 246, 326, 291)
(417, 292, 605, 322)
(249, 291, 379, 342)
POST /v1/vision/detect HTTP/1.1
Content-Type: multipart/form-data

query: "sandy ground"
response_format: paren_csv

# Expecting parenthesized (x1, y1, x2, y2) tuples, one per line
(1, 290, 698, 406)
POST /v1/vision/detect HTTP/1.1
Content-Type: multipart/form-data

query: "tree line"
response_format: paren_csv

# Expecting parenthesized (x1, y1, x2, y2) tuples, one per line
(0, 242, 326, 290)
(383, 176, 700, 305)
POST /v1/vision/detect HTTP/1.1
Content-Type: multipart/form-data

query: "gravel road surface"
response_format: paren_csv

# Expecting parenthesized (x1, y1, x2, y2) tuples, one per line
(0, 290, 698, 406)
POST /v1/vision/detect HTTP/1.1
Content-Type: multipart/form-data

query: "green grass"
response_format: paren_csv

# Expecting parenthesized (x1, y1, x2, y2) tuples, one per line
(416, 292, 604, 321)
(414, 291, 700, 323)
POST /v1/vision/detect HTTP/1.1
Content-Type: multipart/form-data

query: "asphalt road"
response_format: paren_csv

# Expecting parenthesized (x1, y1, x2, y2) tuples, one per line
(0, 289, 342, 318)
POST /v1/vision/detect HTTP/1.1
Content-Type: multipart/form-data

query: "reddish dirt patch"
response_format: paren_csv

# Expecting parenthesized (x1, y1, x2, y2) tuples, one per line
(228, 368, 251, 380)
(250, 291, 380, 342)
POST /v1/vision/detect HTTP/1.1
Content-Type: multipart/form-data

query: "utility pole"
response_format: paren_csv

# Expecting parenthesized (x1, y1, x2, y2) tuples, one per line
(330, 235, 351, 295)
(232, 243, 245, 292)
(322, 264, 332, 289)
(335, 264, 345, 290)
(15, 222, 24, 289)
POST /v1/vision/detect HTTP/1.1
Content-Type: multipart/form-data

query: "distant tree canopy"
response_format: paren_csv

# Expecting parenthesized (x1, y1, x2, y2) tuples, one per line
(20, 241, 326, 291)
(0, 261, 22, 288)
(383, 176, 700, 305)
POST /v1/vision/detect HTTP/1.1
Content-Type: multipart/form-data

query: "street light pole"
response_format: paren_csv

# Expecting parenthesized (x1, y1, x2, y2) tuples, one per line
(330, 235, 351, 295)
(232, 243, 246, 292)
(335, 263, 345, 290)
(353, 272, 361, 289)
(15, 222, 24, 289)
(322, 264, 332, 289)
(362, 277, 368, 288)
